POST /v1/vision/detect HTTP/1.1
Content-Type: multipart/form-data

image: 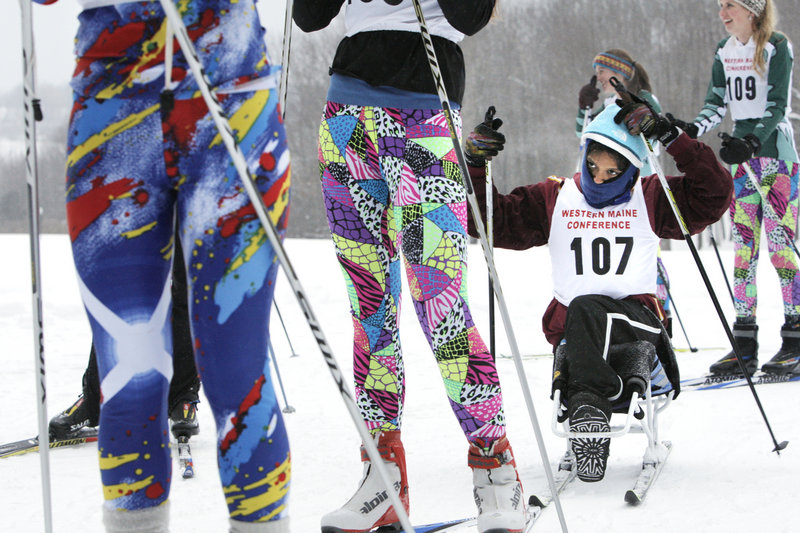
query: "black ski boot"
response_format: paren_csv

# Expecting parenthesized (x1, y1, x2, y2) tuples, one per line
(169, 400, 199, 439)
(762, 320, 800, 375)
(709, 322, 758, 376)
(49, 394, 99, 440)
(568, 391, 612, 483)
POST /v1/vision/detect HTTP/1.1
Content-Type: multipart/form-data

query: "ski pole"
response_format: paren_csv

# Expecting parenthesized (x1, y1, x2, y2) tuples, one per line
(273, 299, 299, 357)
(18, 1, 53, 531)
(279, 0, 293, 119)
(485, 110, 495, 359)
(609, 78, 787, 454)
(707, 225, 735, 306)
(574, 76, 596, 173)
(656, 259, 697, 352)
(575, 106, 593, 174)
(410, 2, 569, 530)
(267, 338, 295, 414)
(158, 3, 414, 531)
(739, 158, 800, 261)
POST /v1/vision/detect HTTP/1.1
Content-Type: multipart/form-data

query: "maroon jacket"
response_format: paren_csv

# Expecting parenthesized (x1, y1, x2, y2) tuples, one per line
(467, 134, 733, 347)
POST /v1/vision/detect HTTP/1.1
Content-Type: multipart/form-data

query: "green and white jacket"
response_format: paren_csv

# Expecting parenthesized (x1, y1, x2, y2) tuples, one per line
(693, 32, 797, 163)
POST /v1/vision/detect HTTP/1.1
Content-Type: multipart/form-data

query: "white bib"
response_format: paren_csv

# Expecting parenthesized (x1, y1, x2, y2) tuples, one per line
(550, 178, 659, 307)
(718, 37, 771, 121)
(344, 0, 464, 42)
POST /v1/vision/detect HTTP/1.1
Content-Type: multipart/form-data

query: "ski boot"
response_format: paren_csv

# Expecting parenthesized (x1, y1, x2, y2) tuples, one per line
(709, 322, 758, 376)
(169, 400, 199, 439)
(568, 391, 611, 482)
(320, 430, 409, 533)
(49, 394, 99, 440)
(468, 436, 526, 533)
(762, 320, 800, 375)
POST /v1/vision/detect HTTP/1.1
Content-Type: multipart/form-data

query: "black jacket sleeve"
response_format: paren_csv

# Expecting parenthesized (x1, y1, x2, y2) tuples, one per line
(293, 0, 346, 32)
(438, 0, 496, 36)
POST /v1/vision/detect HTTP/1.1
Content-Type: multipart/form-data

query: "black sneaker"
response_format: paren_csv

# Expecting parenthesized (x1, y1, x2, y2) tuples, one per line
(49, 395, 99, 440)
(568, 393, 611, 483)
(170, 401, 199, 439)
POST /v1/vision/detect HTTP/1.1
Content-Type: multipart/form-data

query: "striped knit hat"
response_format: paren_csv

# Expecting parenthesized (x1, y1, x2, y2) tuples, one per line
(732, 0, 766, 15)
(592, 52, 634, 81)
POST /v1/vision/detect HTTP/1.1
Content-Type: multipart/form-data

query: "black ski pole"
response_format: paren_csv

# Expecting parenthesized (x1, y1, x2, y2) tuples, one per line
(279, 0, 293, 119)
(267, 338, 295, 414)
(707, 225, 735, 306)
(656, 259, 697, 352)
(484, 107, 496, 359)
(611, 77, 787, 454)
(159, 3, 414, 530)
(18, 1, 53, 530)
(273, 300, 299, 357)
(411, 2, 569, 530)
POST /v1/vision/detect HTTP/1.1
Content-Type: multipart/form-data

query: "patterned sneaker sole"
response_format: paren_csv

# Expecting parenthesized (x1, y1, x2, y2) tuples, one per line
(570, 410, 610, 483)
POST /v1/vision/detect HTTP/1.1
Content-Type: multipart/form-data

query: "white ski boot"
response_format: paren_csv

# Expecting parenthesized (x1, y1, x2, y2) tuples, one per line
(320, 430, 409, 533)
(468, 436, 526, 533)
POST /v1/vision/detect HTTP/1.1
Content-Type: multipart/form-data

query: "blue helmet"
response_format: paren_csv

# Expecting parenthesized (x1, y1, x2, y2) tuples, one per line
(579, 103, 649, 209)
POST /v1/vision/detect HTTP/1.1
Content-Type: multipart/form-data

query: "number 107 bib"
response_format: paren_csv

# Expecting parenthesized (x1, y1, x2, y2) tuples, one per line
(549, 178, 659, 306)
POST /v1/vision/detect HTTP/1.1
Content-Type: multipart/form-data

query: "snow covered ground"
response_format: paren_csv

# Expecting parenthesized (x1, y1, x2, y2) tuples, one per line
(2, 233, 798, 532)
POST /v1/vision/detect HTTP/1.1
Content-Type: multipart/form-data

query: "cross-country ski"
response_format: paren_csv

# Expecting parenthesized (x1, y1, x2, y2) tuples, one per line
(682, 372, 800, 391)
(0, 428, 98, 459)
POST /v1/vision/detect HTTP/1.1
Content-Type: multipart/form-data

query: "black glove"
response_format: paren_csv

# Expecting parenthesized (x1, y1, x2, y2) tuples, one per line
(578, 75, 600, 109)
(465, 106, 505, 167)
(718, 133, 760, 165)
(609, 78, 679, 145)
(613, 96, 680, 145)
(665, 113, 698, 139)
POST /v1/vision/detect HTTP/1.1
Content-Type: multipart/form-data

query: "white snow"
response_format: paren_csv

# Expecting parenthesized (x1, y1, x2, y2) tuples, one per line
(1, 233, 798, 532)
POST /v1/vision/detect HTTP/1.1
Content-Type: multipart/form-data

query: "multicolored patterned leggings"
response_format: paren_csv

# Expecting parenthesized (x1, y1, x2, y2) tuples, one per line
(730, 157, 800, 318)
(318, 103, 506, 446)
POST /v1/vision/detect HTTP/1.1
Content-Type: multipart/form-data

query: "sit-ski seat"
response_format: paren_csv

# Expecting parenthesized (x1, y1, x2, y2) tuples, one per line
(544, 339, 678, 503)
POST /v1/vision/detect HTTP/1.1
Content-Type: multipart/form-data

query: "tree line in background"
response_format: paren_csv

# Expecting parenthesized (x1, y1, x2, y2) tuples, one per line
(1, 0, 798, 239)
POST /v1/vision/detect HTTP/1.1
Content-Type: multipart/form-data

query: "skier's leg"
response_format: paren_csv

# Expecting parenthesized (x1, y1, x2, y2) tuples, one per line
(318, 102, 408, 532)
(395, 107, 523, 531)
(172, 86, 291, 527)
(66, 88, 176, 520)
(392, 107, 506, 448)
(730, 163, 763, 318)
(48, 348, 101, 438)
(167, 233, 201, 437)
(757, 159, 800, 373)
(319, 102, 404, 434)
(710, 164, 763, 374)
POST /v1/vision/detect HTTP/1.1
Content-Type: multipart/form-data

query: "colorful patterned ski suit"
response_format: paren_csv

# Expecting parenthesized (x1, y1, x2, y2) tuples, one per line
(43, 0, 291, 526)
(730, 158, 800, 317)
(691, 32, 800, 319)
(318, 103, 506, 444)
